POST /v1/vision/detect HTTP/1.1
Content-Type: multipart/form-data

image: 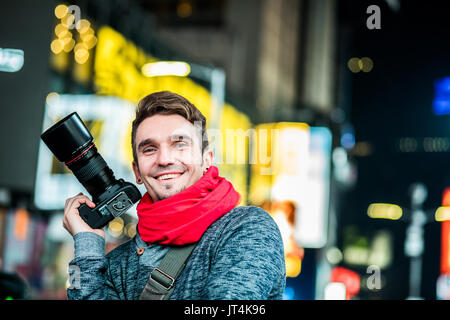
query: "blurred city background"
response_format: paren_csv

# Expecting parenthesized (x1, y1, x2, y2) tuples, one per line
(1, 0, 450, 300)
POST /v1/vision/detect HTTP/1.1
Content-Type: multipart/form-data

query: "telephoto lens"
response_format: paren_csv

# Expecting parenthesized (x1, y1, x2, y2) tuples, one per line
(41, 112, 141, 229)
(41, 112, 116, 202)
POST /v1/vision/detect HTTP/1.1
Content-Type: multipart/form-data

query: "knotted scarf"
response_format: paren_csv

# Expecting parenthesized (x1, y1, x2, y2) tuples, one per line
(137, 166, 240, 245)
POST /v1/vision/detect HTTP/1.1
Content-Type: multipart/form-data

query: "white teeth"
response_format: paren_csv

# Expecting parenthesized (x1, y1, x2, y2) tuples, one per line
(155, 173, 181, 180)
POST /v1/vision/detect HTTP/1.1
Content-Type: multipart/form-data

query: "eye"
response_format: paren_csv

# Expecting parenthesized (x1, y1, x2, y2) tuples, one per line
(175, 141, 187, 148)
(143, 147, 156, 153)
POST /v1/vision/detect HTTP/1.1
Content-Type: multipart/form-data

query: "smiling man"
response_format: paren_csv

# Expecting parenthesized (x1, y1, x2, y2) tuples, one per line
(64, 91, 286, 300)
(132, 112, 208, 203)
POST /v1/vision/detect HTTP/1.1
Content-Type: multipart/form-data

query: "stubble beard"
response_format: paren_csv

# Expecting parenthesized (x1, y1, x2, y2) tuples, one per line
(157, 183, 187, 200)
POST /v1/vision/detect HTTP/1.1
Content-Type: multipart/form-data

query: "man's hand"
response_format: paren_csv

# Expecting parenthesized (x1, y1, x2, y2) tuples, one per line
(63, 193, 105, 239)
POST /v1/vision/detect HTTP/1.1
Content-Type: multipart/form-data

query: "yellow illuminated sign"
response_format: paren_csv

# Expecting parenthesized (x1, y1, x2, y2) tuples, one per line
(94, 26, 211, 117)
(248, 122, 310, 204)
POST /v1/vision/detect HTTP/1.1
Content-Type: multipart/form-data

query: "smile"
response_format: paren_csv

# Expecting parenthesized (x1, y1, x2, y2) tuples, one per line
(154, 172, 184, 181)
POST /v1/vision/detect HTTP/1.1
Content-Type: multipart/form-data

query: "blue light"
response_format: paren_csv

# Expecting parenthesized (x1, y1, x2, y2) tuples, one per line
(433, 99, 450, 115)
(283, 286, 295, 300)
(0, 48, 24, 72)
(435, 77, 450, 93)
(433, 77, 450, 115)
(341, 132, 355, 150)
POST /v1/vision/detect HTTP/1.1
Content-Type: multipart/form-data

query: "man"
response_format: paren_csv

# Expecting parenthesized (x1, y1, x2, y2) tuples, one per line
(64, 91, 286, 299)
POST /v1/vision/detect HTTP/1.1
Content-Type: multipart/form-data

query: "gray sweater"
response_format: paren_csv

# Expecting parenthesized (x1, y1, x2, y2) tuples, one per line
(67, 205, 286, 300)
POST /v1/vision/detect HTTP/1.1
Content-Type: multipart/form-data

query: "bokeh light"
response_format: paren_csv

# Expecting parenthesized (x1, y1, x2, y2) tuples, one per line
(54, 4, 68, 19)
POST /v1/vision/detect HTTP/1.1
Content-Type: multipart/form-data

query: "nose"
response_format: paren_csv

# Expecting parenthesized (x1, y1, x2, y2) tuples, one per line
(156, 144, 175, 166)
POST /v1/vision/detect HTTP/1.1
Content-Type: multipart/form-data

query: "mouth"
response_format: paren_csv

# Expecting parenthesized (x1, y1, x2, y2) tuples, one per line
(153, 171, 184, 182)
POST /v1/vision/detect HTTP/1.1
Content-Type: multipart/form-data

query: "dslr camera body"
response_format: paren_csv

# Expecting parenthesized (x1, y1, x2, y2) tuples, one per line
(41, 112, 141, 229)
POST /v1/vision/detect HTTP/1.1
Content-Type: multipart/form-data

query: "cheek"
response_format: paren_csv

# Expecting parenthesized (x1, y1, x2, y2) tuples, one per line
(178, 149, 203, 166)
(136, 158, 154, 176)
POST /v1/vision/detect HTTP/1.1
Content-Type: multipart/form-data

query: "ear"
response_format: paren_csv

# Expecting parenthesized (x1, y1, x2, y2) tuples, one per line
(132, 161, 143, 184)
(202, 149, 213, 171)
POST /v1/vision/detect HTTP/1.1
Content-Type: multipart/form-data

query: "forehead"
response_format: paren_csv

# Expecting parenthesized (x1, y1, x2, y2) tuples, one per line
(135, 114, 199, 143)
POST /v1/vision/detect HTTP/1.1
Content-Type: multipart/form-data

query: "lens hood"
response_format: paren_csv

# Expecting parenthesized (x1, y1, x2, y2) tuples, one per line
(40, 112, 142, 228)
(41, 112, 93, 163)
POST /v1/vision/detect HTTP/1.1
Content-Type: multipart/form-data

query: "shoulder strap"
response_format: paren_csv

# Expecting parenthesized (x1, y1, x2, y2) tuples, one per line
(139, 242, 197, 300)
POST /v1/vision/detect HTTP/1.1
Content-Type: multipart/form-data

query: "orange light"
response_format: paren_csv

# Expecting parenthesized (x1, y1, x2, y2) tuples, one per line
(285, 256, 302, 278)
(177, 1, 192, 18)
(14, 207, 29, 240)
(441, 188, 450, 275)
(443, 188, 450, 205)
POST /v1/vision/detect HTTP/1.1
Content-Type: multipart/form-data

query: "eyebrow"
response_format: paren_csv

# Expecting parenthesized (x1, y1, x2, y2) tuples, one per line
(137, 138, 157, 152)
(137, 134, 193, 152)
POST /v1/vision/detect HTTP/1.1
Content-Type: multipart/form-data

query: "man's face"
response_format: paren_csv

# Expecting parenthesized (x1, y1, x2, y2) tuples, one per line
(132, 114, 212, 202)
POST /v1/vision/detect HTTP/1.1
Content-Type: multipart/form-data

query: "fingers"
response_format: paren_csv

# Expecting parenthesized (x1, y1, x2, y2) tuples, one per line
(63, 193, 97, 236)
(65, 193, 95, 213)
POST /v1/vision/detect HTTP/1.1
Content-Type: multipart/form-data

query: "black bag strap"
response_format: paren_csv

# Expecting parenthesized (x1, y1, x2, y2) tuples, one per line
(139, 243, 197, 300)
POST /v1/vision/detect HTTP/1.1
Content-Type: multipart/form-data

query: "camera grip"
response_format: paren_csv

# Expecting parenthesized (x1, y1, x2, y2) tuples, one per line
(79, 203, 110, 229)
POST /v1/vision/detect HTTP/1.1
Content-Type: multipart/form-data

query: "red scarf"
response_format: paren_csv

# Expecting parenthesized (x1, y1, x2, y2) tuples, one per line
(137, 166, 240, 245)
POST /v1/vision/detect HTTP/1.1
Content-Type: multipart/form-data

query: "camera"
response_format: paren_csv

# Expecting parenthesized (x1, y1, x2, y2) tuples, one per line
(41, 112, 141, 229)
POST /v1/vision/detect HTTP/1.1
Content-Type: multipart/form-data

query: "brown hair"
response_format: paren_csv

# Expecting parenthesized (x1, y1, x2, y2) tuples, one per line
(131, 91, 208, 163)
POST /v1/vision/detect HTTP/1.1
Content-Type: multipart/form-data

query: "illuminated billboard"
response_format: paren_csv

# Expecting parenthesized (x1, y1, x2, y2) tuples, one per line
(249, 124, 332, 252)
(297, 127, 332, 248)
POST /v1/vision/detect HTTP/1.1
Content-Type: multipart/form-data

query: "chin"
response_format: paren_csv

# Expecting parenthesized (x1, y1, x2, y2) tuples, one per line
(153, 183, 188, 200)
(157, 190, 184, 200)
